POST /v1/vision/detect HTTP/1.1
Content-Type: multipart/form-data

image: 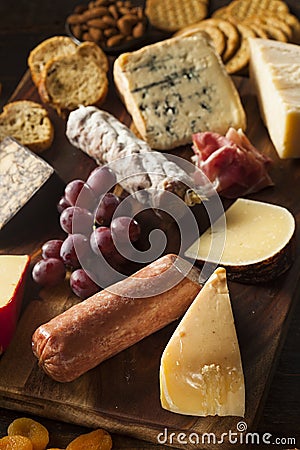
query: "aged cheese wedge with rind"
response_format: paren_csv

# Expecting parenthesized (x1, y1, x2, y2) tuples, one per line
(185, 198, 295, 283)
(160, 267, 245, 417)
(114, 34, 246, 150)
(0, 255, 30, 354)
(249, 38, 300, 159)
(0, 137, 55, 231)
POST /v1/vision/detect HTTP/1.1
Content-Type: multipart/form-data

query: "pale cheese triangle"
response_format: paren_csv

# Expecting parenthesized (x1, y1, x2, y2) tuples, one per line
(160, 267, 245, 417)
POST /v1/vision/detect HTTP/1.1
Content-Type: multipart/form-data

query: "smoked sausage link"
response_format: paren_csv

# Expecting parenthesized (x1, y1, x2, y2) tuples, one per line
(32, 254, 201, 382)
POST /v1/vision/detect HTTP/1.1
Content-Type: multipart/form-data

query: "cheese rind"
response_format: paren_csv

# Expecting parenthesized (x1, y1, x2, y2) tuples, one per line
(160, 267, 245, 417)
(0, 255, 30, 354)
(0, 137, 54, 230)
(114, 34, 246, 150)
(249, 38, 300, 159)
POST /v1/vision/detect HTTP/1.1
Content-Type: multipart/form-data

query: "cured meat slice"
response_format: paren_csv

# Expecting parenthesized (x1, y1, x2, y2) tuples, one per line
(192, 128, 273, 198)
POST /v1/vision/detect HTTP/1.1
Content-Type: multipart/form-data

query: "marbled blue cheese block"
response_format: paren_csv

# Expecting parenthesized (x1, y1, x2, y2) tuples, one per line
(0, 137, 54, 230)
(114, 34, 247, 150)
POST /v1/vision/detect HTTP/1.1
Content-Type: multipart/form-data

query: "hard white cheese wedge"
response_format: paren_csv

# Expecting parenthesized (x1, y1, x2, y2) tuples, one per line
(160, 267, 245, 417)
(114, 34, 246, 150)
(249, 38, 300, 159)
(185, 198, 295, 283)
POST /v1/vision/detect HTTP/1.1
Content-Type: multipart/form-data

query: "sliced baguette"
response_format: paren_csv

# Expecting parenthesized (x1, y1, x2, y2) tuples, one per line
(38, 42, 109, 115)
(28, 36, 78, 87)
(0, 100, 54, 153)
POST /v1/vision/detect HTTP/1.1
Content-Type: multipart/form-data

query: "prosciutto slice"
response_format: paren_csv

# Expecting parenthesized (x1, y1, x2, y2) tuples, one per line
(192, 128, 273, 198)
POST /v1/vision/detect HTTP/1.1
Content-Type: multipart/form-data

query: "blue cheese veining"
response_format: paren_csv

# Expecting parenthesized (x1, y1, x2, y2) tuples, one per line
(0, 137, 54, 230)
(114, 34, 246, 150)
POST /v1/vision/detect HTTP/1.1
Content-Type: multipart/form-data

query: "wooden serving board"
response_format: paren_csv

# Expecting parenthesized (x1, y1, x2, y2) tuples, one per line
(0, 68, 300, 450)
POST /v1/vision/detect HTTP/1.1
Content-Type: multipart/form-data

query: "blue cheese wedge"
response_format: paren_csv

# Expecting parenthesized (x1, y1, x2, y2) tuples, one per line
(249, 38, 300, 159)
(160, 267, 245, 417)
(114, 34, 246, 150)
(0, 137, 54, 231)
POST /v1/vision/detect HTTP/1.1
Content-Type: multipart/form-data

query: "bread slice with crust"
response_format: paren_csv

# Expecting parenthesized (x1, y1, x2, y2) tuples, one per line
(0, 100, 54, 153)
(28, 36, 78, 87)
(76, 41, 109, 72)
(38, 42, 109, 116)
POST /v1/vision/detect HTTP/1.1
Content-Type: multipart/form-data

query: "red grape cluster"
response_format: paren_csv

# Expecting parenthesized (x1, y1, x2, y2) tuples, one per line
(32, 166, 141, 299)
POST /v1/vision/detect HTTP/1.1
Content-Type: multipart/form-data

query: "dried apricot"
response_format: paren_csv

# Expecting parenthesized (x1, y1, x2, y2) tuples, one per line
(66, 429, 112, 450)
(7, 418, 49, 450)
(0, 435, 33, 450)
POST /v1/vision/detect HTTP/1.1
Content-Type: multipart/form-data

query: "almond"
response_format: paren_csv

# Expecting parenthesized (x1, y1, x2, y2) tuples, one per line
(82, 31, 91, 41)
(104, 27, 118, 37)
(121, 13, 138, 24)
(117, 17, 132, 35)
(87, 18, 106, 28)
(89, 27, 103, 41)
(118, 6, 131, 15)
(132, 21, 145, 38)
(136, 7, 144, 20)
(67, 14, 86, 25)
(71, 24, 83, 39)
(108, 4, 119, 19)
(102, 15, 117, 26)
(83, 6, 109, 20)
(106, 34, 125, 46)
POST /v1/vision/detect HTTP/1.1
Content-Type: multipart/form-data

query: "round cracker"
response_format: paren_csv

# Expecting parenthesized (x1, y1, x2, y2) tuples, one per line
(225, 23, 256, 75)
(283, 13, 300, 43)
(175, 22, 226, 56)
(255, 13, 293, 39)
(227, 0, 289, 21)
(244, 21, 269, 38)
(202, 18, 241, 62)
(145, 0, 208, 32)
(284, 13, 300, 39)
(249, 15, 289, 42)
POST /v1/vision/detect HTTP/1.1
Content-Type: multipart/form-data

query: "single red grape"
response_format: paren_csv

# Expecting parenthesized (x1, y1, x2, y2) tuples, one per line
(90, 226, 116, 259)
(60, 233, 90, 269)
(42, 239, 64, 260)
(32, 258, 66, 287)
(57, 196, 71, 214)
(95, 193, 120, 226)
(70, 269, 99, 299)
(60, 206, 93, 234)
(64, 179, 85, 206)
(111, 216, 141, 243)
(87, 166, 117, 196)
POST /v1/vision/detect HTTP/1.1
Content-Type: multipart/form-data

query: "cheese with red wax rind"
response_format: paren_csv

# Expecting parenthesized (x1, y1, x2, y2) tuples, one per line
(0, 254, 30, 354)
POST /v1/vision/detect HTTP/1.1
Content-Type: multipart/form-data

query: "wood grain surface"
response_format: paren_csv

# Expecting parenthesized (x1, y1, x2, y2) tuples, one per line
(0, 65, 300, 450)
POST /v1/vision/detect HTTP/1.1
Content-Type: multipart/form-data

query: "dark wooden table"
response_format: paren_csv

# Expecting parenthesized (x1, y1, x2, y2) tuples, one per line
(0, 1, 299, 449)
